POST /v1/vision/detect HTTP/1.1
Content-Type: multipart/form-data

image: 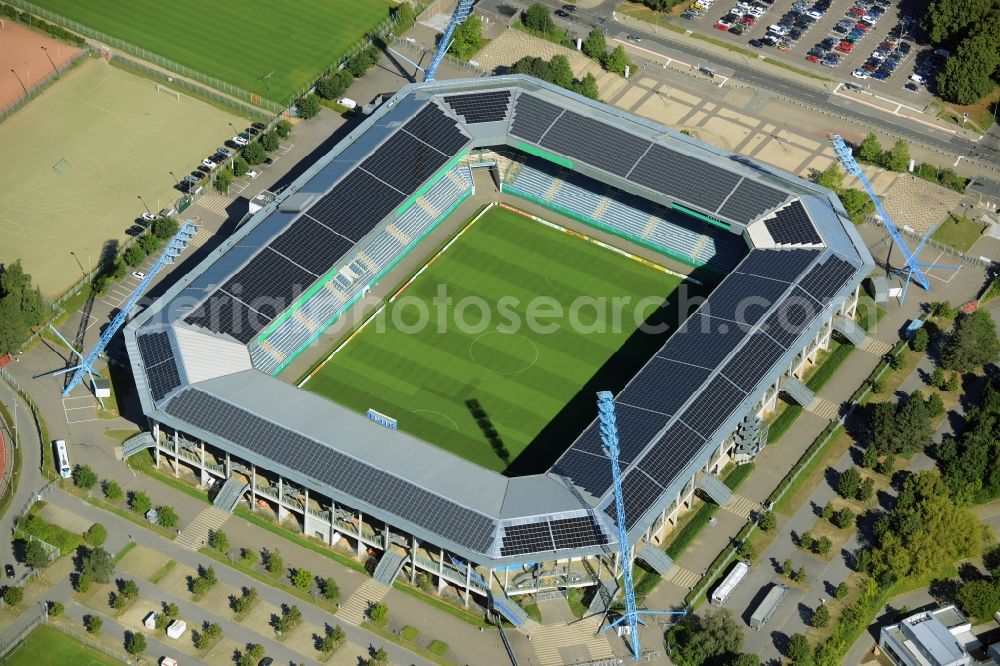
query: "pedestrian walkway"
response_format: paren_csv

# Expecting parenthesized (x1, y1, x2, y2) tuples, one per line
(860, 337, 893, 355)
(529, 615, 614, 666)
(807, 395, 841, 420)
(663, 564, 700, 588)
(194, 193, 232, 216)
(175, 506, 230, 550)
(724, 494, 759, 520)
(338, 578, 390, 625)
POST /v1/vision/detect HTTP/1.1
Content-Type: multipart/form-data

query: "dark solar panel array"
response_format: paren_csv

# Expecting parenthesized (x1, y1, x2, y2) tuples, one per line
(360, 130, 450, 193)
(308, 170, 407, 241)
(660, 313, 751, 368)
(185, 295, 268, 345)
(619, 357, 711, 415)
(550, 515, 607, 549)
(720, 331, 789, 392)
(499, 522, 553, 556)
(444, 90, 511, 124)
(761, 286, 820, 348)
(604, 470, 663, 530)
(638, 422, 706, 488)
(550, 449, 617, 498)
(165, 389, 496, 551)
(630, 145, 743, 212)
(736, 248, 820, 282)
(766, 200, 822, 245)
(539, 113, 651, 177)
(717, 177, 788, 222)
(699, 273, 791, 327)
(680, 375, 747, 439)
(220, 249, 314, 312)
(401, 103, 469, 156)
(510, 93, 564, 143)
(799, 255, 856, 304)
(269, 217, 355, 276)
(137, 332, 182, 401)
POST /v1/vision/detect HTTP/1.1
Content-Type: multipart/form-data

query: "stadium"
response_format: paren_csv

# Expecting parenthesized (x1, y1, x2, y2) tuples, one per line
(124, 75, 873, 623)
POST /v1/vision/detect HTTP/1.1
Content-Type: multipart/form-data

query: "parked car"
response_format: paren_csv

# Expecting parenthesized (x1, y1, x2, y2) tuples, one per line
(836, 41, 854, 53)
(132, 271, 146, 280)
(232, 133, 249, 146)
(216, 146, 231, 157)
(251, 121, 267, 130)
(904, 81, 919, 92)
(140, 211, 156, 222)
(873, 68, 890, 80)
(245, 125, 260, 136)
(749, 37, 765, 47)
(909, 73, 926, 85)
(729, 22, 747, 33)
(852, 68, 870, 78)
(245, 169, 259, 179)
(821, 53, 841, 66)
(5, 564, 14, 578)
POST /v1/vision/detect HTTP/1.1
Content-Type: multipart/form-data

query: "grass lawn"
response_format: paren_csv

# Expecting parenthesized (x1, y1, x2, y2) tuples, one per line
(304, 207, 683, 473)
(4, 624, 118, 666)
(932, 214, 987, 253)
(26, 0, 392, 103)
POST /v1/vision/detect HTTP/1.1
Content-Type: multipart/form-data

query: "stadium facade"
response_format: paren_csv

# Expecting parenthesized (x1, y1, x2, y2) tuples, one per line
(124, 75, 873, 619)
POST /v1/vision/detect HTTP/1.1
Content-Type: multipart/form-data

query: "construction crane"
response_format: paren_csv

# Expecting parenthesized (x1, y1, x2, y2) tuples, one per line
(830, 135, 957, 304)
(424, 0, 474, 82)
(595, 391, 687, 661)
(52, 220, 198, 405)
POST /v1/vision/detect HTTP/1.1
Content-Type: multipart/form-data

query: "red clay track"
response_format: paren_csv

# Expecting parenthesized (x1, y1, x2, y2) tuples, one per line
(0, 20, 82, 109)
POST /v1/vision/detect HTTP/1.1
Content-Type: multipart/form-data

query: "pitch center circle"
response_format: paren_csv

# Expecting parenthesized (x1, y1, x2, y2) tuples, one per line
(469, 331, 539, 375)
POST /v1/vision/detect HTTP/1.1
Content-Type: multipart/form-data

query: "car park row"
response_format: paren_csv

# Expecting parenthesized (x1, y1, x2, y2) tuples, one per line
(176, 121, 268, 195)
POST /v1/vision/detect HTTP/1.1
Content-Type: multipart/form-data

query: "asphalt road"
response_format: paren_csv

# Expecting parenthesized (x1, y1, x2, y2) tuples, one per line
(499, 0, 1000, 169)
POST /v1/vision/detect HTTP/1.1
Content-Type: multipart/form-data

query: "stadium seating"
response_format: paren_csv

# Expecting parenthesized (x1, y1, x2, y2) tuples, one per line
(250, 166, 473, 374)
(508, 159, 745, 269)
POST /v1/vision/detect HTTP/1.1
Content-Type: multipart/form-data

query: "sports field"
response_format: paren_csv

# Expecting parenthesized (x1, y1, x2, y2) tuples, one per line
(26, 0, 392, 103)
(305, 207, 684, 473)
(4, 624, 118, 666)
(0, 58, 242, 298)
(0, 20, 82, 109)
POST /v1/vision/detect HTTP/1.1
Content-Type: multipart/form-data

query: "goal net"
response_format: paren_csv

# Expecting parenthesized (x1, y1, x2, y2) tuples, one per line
(156, 84, 181, 101)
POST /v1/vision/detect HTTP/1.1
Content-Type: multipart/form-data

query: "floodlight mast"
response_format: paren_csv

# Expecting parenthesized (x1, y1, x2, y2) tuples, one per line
(424, 0, 474, 82)
(55, 221, 198, 400)
(596, 391, 687, 661)
(830, 135, 957, 303)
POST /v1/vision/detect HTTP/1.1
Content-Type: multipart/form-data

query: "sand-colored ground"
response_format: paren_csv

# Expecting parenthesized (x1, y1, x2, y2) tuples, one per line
(0, 20, 82, 108)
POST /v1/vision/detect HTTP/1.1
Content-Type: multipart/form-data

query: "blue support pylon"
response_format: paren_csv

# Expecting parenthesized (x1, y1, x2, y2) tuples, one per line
(56, 221, 198, 399)
(595, 391, 687, 661)
(424, 0, 474, 82)
(830, 135, 957, 303)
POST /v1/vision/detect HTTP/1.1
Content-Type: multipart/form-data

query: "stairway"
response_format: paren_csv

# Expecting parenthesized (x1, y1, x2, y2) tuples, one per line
(120, 432, 155, 460)
(338, 579, 390, 625)
(489, 589, 529, 627)
(588, 578, 619, 615)
(637, 543, 674, 577)
(212, 477, 248, 513)
(175, 507, 230, 550)
(697, 474, 733, 507)
(372, 550, 407, 586)
(780, 376, 816, 407)
(833, 315, 867, 346)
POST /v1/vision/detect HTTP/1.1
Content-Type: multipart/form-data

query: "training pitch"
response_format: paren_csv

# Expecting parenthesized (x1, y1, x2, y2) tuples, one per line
(0, 58, 243, 298)
(304, 206, 685, 474)
(27, 0, 392, 103)
(0, 20, 82, 109)
(5, 624, 118, 666)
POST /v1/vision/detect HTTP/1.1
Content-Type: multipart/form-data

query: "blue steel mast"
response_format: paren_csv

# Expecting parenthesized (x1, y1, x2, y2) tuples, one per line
(596, 391, 686, 661)
(424, 0, 474, 82)
(56, 221, 198, 399)
(830, 135, 956, 303)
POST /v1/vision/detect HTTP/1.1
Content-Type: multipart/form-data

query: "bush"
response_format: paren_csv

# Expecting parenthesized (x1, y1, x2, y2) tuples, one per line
(208, 529, 229, 553)
(392, 1, 415, 34)
(759, 511, 777, 531)
(85, 523, 107, 547)
(834, 582, 848, 599)
(782, 558, 794, 577)
(243, 141, 266, 165)
(84, 614, 102, 634)
(291, 568, 312, 590)
(102, 479, 124, 503)
(124, 630, 146, 655)
(122, 245, 146, 268)
(136, 234, 160, 255)
(275, 120, 293, 138)
(321, 576, 340, 603)
(260, 131, 279, 152)
(128, 490, 151, 515)
(3, 586, 23, 605)
(48, 600, 64, 616)
(240, 548, 257, 565)
(914, 162, 939, 182)
(415, 572, 432, 592)
(72, 464, 98, 490)
(811, 604, 831, 628)
(428, 640, 450, 656)
(152, 216, 179, 240)
(155, 505, 178, 529)
(316, 70, 352, 100)
(522, 4, 555, 33)
(345, 45, 380, 78)
(214, 168, 234, 195)
(368, 601, 389, 627)
(400, 625, 420, 641)
(297, 93, 321, 119)
(264, 548, 283, 576)
(232, 156, 249, 178)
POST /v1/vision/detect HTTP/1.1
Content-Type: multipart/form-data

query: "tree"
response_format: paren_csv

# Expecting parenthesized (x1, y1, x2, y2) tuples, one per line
(946, 373, 960, 392)
(84, 614, 102, 634)
(837, 467, 861, 499)
(782, 558, 794, 577)
(574, 72, 600, 100)
(0, 260, 47, 355)
(291, 568, 312, 590)
(815, 536, 832, 555)
(243, 140, 266, 165)
(276, 604, 302, 633)
(195, 621, 223, 649)
(415, 572, 432, 592)
(877, 452, 896, 476)
(85, 523, 107, 547)
(102, 479, 124, 503)
(799, 532, 815, 552)
(603, 45, 629, 75)
(931, 367, 946, 389)
(369, 601, 389, 627)
(448, 15, 482, 60)
(935, 15, 1000, 105)
(942, 310, 1000, 372)
(811, 604, 830, 628)
(265, 548, 283, 576)
(862, 445, 879, 470)
(838, 188, 874, 224)
(128, 490, 151, 515)
(319, 624, 347, 655)
(667, 608, 744, 666)
(3, 586, 23, 605)
(234, 587, 258, 616)
(122, 245, 145, 268)
(732, 654, 759, 666)
(523, 3, 555, 33)
(155, 505, 178, 529)
(834, 507, 855, 529)
(124, 630, 146, 656)
(151, 216, 179, 240)
(72, 464, 98, 490)
(275, 119, 293, 138)
(786, 633, 811, 663)
(392, 1, 415, 33)
(260, 131, 279, 152)
(834, 581, 848, 599)
(297, 93, 321, 119)
(857, 477, 875, 502)
(857, 133, 884, 164)
(821, 501, 835, 520)
(736, 540, 756, 561)
(48, 600, 64, 616)
(208, 529, 229, 553)
(240, 548, 257, 565)
(882, 139, 910, 172)
(548, 54, 574, 90)
(232, 156, 249, 178)
(814, 163, 844, 190)
(759, 510, 777, 532)
(321, 576, 340, 603)
(925, 392, 945, 418)
(165, 601, 179, 617)
(922, 0, 996, 44)
(793, 567, 808, 583)
(214, 168, 234, 195)
(80, 547, 114, 585)
(316, 71, 352, 100)
(24, 539, 50, 569)
(911, 326, 929, 352)
(345, 45, 379, 77)
(582, 28, 608, 60)
(370, 646, 390, 666)
(955, 579, 1000, 621)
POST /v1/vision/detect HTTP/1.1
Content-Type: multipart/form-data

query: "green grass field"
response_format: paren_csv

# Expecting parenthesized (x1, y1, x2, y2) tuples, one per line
(304, 207, 686, 473)
(28, 0, 392, 103)
(4, 625, 118, 666)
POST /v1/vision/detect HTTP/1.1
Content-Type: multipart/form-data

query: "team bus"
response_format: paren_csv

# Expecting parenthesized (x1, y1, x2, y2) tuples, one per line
(54, 440, 71, 478)
(711, 560, 750, 606)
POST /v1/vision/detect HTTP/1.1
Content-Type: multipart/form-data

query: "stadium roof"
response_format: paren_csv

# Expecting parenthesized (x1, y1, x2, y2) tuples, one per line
(125, 75, 873, 566)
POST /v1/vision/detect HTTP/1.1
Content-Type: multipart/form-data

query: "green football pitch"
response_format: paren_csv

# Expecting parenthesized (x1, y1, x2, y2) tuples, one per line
(304, 207, 686, 474)
(4, 625, 118, 666)
(27, 0, 392, 103)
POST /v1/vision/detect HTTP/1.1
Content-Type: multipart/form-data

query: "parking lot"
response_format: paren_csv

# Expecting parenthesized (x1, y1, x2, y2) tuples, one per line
(677, 0, 945, 104)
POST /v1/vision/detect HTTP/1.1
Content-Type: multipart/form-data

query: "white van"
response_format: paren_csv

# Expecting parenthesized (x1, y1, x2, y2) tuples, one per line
(54, 440, 71, 478)
(337, 97, 358, 110)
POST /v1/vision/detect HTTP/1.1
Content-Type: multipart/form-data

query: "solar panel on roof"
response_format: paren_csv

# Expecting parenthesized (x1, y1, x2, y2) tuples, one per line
(629, 144, 742, 213)
(720, 331, 788, 392)
(137, 331, 182, 401)
(660, 312, 751, 368)
(360, 130, 450, 193)
(717, 177, 788, 223)
(500, 521, 554, 556)
(699, 274, 791, 327)
(444, 90, 511, 124)
(220, 249, 315, 325)
(308, 170, 407, 241)
(619, 357, 712, 416)
(765, 200, 822, 245)
(510, 93, 563, 143)
(401, 103, 469, 156)
(638, 422, 706, 489)
(184, 293, 260, 343)
(604, 469, 663, 530)
(269, 217, 355, 275)
(760, 286, 821, 348)
(539, 112, 650, 177)
(680, 374, 747, 439)
(550, 515, 607, 550)
(137, 332, 173, 369)
(551, 448, 616, 498)
(148, 360, 181, 402)
(736, 248, 819, 282)
(798, 255, 856, 304)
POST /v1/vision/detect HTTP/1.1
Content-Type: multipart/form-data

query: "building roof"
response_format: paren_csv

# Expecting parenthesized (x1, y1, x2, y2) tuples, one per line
(124, 76, 872, 566)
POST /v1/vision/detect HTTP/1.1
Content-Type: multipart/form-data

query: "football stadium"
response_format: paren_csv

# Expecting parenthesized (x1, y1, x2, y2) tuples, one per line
(124, 75, 873, 622)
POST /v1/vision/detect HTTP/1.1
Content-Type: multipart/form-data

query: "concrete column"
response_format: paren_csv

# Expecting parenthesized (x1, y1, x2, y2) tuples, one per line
(356, 511, 364, 558)
(464, 563, 472, 607)
(277, 476, 287, 522)
(225, 451, 231, 479)
(383, 523, 389, 551)
(410, 536, 418, 583)
(154, 437, 160, 468)
(199, 441, 207, 485)
(438, 548, 446, 594)
(250, 464, 257, 508)
(152, 420, 159, 444)
(504, 565, 509, 593)
(172, 431, 179, 476)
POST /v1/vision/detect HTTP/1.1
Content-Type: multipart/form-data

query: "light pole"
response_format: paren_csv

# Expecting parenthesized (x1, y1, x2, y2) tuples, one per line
(137, 194, 152, 215)
(10, 68, 27, 96)
(11, 399, 17, 450)
(40, 46, 57, 76)
(168, 170, 179, 187)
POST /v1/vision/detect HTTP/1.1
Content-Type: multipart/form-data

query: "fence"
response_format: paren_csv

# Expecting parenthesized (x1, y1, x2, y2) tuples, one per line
(863, 214, 995, 268)
(0, 611, 135, 663)
(0, 47, 92, 124)
(391, 36, 489, 78)
(0, 368, 54, 479)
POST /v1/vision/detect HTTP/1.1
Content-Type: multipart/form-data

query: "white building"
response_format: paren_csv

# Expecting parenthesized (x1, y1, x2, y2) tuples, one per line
(879, 606, 1000, 666)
